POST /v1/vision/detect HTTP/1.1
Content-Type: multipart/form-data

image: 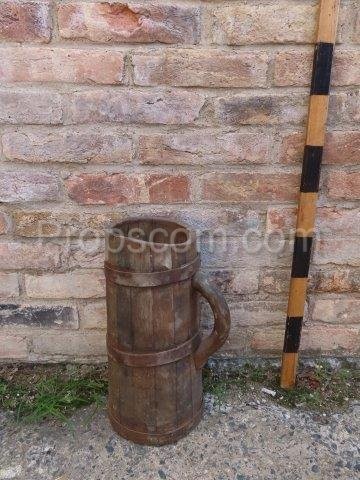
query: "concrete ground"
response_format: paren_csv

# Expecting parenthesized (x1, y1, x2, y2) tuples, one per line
(0, 392, 359, 480)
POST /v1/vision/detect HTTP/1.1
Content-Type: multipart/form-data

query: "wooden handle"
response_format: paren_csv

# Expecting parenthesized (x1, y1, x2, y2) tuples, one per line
(192, 272, 231, 370)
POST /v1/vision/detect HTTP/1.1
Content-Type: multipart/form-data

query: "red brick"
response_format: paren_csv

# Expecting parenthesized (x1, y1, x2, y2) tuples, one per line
(0, 171, 61, 203)
(146, 174, 190, 203)
(274, 50, 360, 87)
(201, 172, 299, 202)
(25, 270, 105, 299)
(32, 331, 106, 357)
(133, 50, 268, 87)
(0, 241, 61, 270)
(2, 128, 132, 164)
(0, 334, 28, 359)
(327, 171, 360, 199)
(312, 297, 360, 324)
(58, 2, 200, 44)
(0, 90, 62, 124)
(279, 132, 304, 164)
(67, 90, 204, 125)
(324, 132, 360, 165)
(311, 268, 360, 293)
(280, 131, 360, 165)
(212, 2, 317, 45)
(0, 272, 19, 298)
(65, 172, 146, 205)
(80, 301, 107, 330)
(0, 1, 51, 43)
(215, 94, 307, 125)
(138, 132, 272, 165)
(0, 47, 124, 84)
(0, 212, 11, 234)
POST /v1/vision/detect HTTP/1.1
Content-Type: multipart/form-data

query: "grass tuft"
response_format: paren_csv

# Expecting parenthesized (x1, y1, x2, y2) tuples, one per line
(0, 364, 107, 423)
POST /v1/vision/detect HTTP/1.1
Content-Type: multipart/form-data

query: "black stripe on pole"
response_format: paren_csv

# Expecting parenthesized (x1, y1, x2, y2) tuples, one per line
(291, 236, 313, 278)
(310, 42, 334, 95)
(300, 146, 323, 192)
(283, 316, 303, 353)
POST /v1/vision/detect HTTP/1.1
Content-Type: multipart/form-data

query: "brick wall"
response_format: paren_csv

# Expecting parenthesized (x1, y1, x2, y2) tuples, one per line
(0, 0, 359, 362)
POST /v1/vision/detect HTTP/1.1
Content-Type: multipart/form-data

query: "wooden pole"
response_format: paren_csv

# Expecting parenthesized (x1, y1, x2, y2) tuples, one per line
(280, 0, 340, 389)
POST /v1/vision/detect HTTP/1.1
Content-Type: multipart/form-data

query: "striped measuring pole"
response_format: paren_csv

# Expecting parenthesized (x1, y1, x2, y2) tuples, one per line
(280, 0, 341, 389)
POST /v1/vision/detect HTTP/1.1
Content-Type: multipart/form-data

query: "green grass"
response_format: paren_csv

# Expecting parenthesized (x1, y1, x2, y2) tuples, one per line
(0, 361, 358, 424)
(204, 361, 359, 412)
(0, 364, 107, 423)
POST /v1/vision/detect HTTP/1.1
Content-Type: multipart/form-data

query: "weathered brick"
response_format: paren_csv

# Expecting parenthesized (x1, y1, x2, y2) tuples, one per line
(58, 2, 200, 44)
(25, 271, 105, 299)
(312, 298, 360, 324)
(230, 301, 286, 327)
(215, 94, 307, 125)
(327, 171, 360, 199)
(260, 268, 290, 294)
(0, 273, 19, 298)
(274, 50, 360, 87)
(206, 269, 259, 295)
(133, 50, 268, 88)
(0, 212, 11, 234)
(32, 331, 106, 357)
(65, 173, 146, 205)
(250, 325, 360, 354)
(201, 172, 299, 202)
(0, 241, 61, 270)
(329, 91, 360, 125)
(0, 304, 78, 328)
(212, 2, 317, 45)
(324, 132, 360, 165)
(266, 206, 360, 236)
(280, 131, 360, 165)
(13, 211, 121, 238)
(314, 238, 360, 267)
(302, 325, 360, 353)
(311, 268, 360, 293)
(146, 174, 190, 203)
(68, 239, 105, 270)
(0, 47, 124, 84)
(80, 301, 106, 330)
(200, 237, 292, 270)
(0, 90, 62, 124)
(249, 328, 284, 353)
(0, 334, 28, 359)
(338, 2, 360, 43)
(0, 1, 51, 43)
(0, 171, 61, 203)
(138, 132, 272, 165)
(66, 90, 204, 125)
(3, 128, 132, 164)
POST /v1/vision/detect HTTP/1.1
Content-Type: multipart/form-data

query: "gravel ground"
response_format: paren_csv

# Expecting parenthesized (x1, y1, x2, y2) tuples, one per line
(0, 391, 359, 480)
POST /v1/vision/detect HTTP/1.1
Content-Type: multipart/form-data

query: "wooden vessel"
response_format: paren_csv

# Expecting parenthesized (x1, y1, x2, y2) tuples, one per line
(105, 218, 230, 445)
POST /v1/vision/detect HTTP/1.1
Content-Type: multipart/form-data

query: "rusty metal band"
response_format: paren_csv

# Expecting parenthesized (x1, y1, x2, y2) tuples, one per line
(104, 255, 200, 287)
(107, 333, 201, 367)
(108, 404, 203, 445)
